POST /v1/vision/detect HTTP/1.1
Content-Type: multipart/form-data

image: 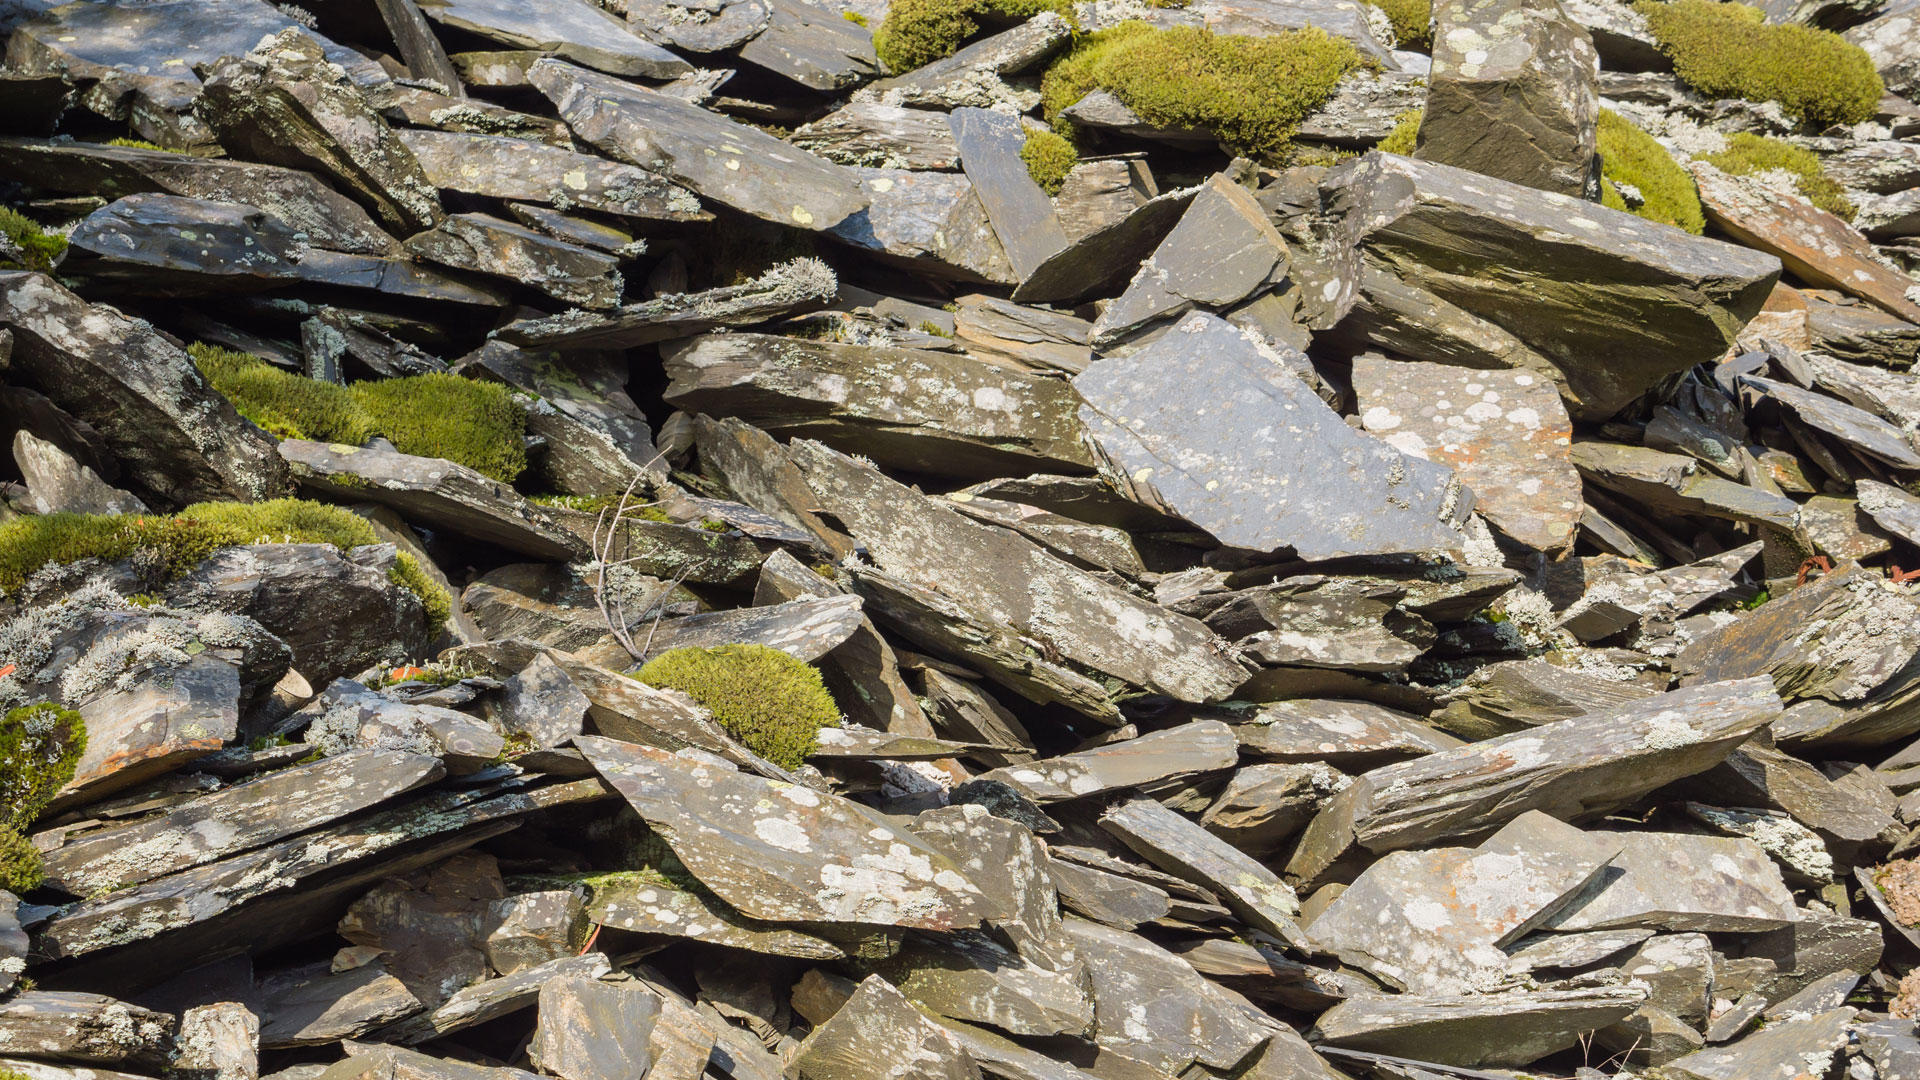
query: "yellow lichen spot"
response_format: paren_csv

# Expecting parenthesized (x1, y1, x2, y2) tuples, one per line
(562, 168, 589, 190)
(791, 205, 815, 225)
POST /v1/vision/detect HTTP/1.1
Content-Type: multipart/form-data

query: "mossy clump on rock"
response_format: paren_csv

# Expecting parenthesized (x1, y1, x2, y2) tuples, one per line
(1376, 108, 1422, 155)
(1635, 0, 1883, 128)
(635, 644, 842, 769)
(1699, 131, 1854, 217)
(190, 345, 528, 482)
(1041, 22, 1366, 160)
(0, 500, 450, 633)
(105, 137, 181, 152)
(0, 702, 87, 894)
(1367, 0, 1430, 50)
(1596, 109, 1705, 234)
(873, 0, 1073, 72)
(0, 207, 66, 273)
(1021, 128, 1079, 195)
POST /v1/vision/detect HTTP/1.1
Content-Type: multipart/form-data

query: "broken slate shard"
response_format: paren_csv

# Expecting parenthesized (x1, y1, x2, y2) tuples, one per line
(1074, 313, 1472, 559)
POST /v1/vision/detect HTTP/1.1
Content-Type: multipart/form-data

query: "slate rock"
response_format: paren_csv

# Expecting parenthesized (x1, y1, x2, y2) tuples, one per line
(530, 59, 866, 231)
(1287, 676, 1783, 885)
(1354, 357, 1581, 551)
(1845, 2, 1920, 98)
(663, 333, 1093, 481)
(788, 976, 979, 1080)
(735, 0, 882, 90)
(583, 873, 850, 958)
(1546, 831, 1799, 932)
(481, 891, 587, 975)
(531, 976, 660, 1080)
(1415, 0, 1600, 196)
(417, 0, 692, 78)
(828, 167, 1016, 284)
(196, 29, 442, 235)
(1101, 795, 1307, 947)
(396, 129, 703, 222)
(403, 214, 623, 309)
(294, 679, 503, 772)
(1313, 987, 1645, 1068)
(577, 736, 1001, 929)
(11, 431, 145, 516)
(1321, 152, 1781, 420)
(1076, 313, 1471, 559)
(280, 440, 588, 561)
(0, 993, 176, 1069)
(495, 258, 836, 349)
(976, 721, 1238, 802)
(1660, 1008, 1854, 1080)
(789, 103, 961, 170)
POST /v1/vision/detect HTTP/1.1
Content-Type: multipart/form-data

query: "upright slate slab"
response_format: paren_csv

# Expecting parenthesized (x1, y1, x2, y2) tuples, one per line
(947, 108, 1069, 281)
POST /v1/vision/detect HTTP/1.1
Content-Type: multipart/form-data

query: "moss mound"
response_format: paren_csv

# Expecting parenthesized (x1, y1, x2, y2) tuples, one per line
(1368, 0, 1430, 50)
(1699, 131, 1854, 217)
(1021, 129, 1078, 195)
(1595, 109, 1705, 233)
(0, 207, 66, 273)
(636, 644, 842, 769)
(105, 137, 180, 152)
(1376, 108, 1422, 155)
(873, 0, 1073, 71)
(1041, 22, 1366, 161)
(0, 500, 450, 633)
(0, 702, 87, 895)
(1635, 0, 1882, 128)
(190, 345, 528, 482)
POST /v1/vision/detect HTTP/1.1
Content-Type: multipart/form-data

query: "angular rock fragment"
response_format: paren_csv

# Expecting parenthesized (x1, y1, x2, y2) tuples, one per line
(0, 994, 176, 1069)
(257, 960, 416, 1048)
(1353, 357, 1580, 551)
(1738, 375, 1920, 470)
(1415, 0, 1600, 196)
(583, 874, 849, 958)
(396, 130, 704, 222)
(197, 30, 442, 235)
(1661, 1008, 1853, 1080)
(39, 750, 440, 895)
(1101, 796, 1306, 946)
(1075, 313, 1471, 559)
(404, 214, 622, 309)
(531, 59, 865, 231)
(1012, 185, 1197, 304)
(947, 108, 1070, 282)
(1315, 988, 1646, 1068)
(1546, 831, 1799, 932)
(974, 721, 1237, 803)
(1322, 152, 1780, 420)
(281, 440, 587, 561)
(1572, 441, 1800, 531)
(1231, 698, 1463, 769)
(664, 334, 1092, 481)
(736, 0, 881, 90)
(0, 272, 285, 505)
(789, 103, 960, 170)
(531, 976, 660, 1080)
(577, 736, 1000, 929)
(789, 976, 979, 1080)
(1287, 677, 1782, 885)
(496, 258, 835, 349)
(1062, 919, 1283, 1072)
(417, 0, 691, 77)
(11, 431, 144, 516)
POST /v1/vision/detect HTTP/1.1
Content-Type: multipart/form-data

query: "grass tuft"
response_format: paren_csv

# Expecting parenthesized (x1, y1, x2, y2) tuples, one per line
(1041, 22, 1365, 161)
(635, 644, 842, 769)
(1635, 0, 1882, 128)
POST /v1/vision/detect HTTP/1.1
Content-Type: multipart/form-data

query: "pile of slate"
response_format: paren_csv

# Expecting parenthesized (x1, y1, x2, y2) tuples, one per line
(4, 0, 1920, 1075)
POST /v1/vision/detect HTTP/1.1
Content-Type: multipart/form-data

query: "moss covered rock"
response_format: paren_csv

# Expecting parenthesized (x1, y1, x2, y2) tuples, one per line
(1369, 0, 1431, 50)
(0, 207, 66, 273)
(1041, 22, 1366, 160)
(636, 644, 842, 769)
(873, 0, 1073, 71)
(0, 702, 86, 829)
(1636, 0, 1883, 128)
(0, 827, 43, 894)
(1699, 131, 1854, 218)
(0, 500, 450, 633)
(190, 345, 528, 483)
(1377, 108, 1422, 154)
(1596, 109, 1705, 234)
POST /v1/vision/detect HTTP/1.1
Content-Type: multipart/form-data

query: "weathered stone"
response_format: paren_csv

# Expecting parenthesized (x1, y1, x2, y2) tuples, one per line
(1046, 856, 1172, 930)
(1845, 2, 1920, 98)
(872, 931, 1092, 1037)
(1546, 831, 1799, 932)
(280, 440, 588, 561)
(795, 441, 1246, 701)
(790, 103, 960, 170)
(864, 14, 1069, 108)
(417, 0, 690, 77)
(1314, 988, 1645, 1068)
(0, 273, 285, 505)
(1354, 357, 1580, 551)
(1572, 441, 1800, 531)
(1308, 812, 1619, 993)
(256, 961, 422, 1048)
(1660, 1008, 1854, 1080)
(397, 129, 703, 222)
(404, 214, 622, 309)
(1287, 677, 1783, 885)
(736, 0, 881, 90)
(577, 736, 1001, 929)
(196, 30, 442, 235)
(617, 0, 768, 51)
(638, 595, 863, 662)
(1695, 163, 1920, 323)
(0, 138, 394, 255)
(946, 108, 1069, 283)
(336, 854, 503, 1010)
(583, 873, 849, 958)
(1415, 0, 1599, 196)
(1012, 185, 1197, 304)
(482, 891, 588, 974)
(488, 654, 590, 751)
(0, 994, 176, 1069)
(1297, 70, 1427, 144)
(789, 976, 979, 1080)
(1322, 152, 1781, 420)
(664, 334, 1092, 481)
(1076, 313, 1471, 558)
(11, 431, 144, 516)
(531, 59, 865, 232)
(829, 168, 1015, 285)
(38, 750, 440, 896)
(496, 258, 836, 349)
(1231, 698, 1464, 768)
(1061, 918, 1281, 1072)
(1739, 376, 1920, 469)
(531, 976, 660, 1080)
(388, 954, 615, 1043)
(975, 721, 1237, 803)
(1101, 795, 1306, 947)
(173, 1002, 258, 1080)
